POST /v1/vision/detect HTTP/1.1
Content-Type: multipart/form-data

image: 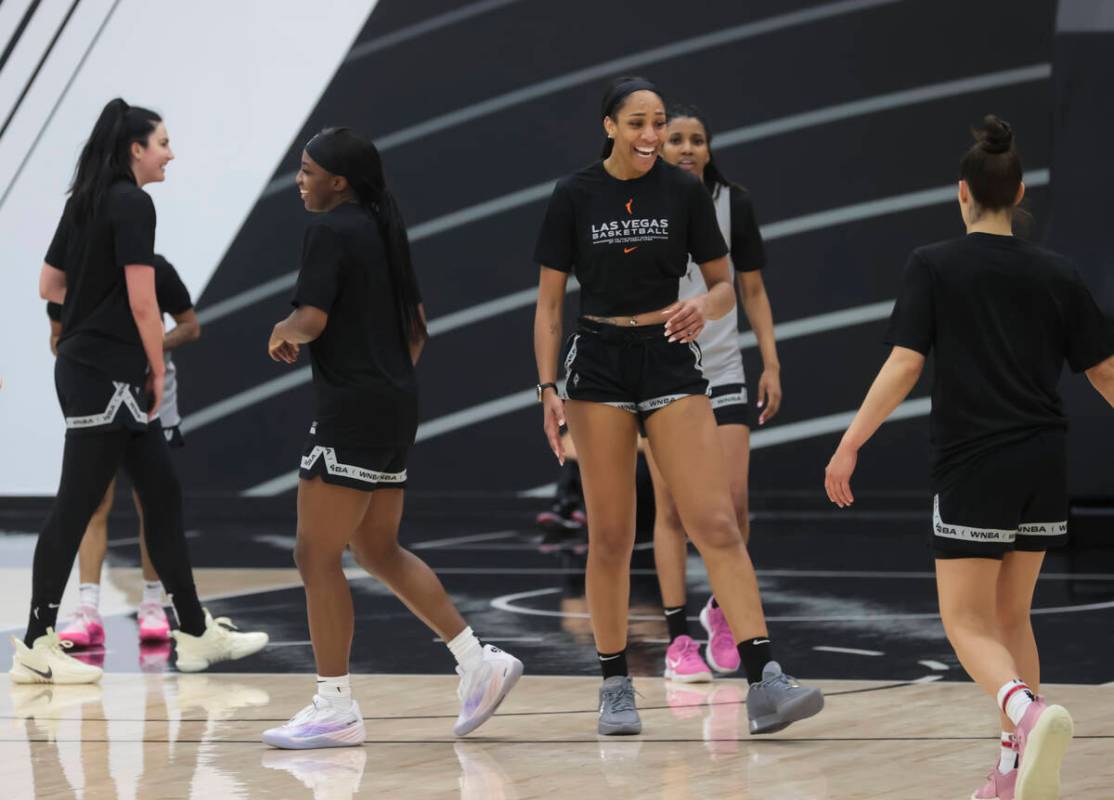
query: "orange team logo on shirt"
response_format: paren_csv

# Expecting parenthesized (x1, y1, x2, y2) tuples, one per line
(625, 198, 634, 215)
(623, 198, 637, 252)
(624, 247, 638, 254)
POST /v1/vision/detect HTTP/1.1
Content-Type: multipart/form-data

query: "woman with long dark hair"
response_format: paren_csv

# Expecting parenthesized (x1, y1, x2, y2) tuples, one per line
(533, 78, 822, 735)
(10, 98, 267, 685)
(647, 103, 782, 682)
(262, 127, 523, 750)
(826, 116, 1114, 799)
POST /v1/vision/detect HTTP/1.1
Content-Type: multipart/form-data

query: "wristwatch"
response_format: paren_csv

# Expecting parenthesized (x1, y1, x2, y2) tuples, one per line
(536, 382, 558, 402)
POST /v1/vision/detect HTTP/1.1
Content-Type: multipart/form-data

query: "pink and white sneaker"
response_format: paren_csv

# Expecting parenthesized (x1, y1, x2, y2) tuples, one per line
(664, 635, 713, 683)
(699, 598, 740, 674)
(1014, 698, 1073, 800)
(971, 765, 1015, 800)
(56, 606, 104, 648)
(138, 602, 170, 642)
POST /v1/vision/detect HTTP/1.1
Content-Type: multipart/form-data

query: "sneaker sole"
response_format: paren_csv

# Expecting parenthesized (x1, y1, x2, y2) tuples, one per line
(10, 663, 102, 685)
(1016, 704, 1072, 800)
(598, 718, 642, 736)
(664, 665, 713, 684)
(749, 686, 825, 734)
(453, 657, 524, 736)
(698, 606, 740, 675)
(262, 722, 367, 750)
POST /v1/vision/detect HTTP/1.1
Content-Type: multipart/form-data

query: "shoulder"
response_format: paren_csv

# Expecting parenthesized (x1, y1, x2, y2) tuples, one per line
(911, 236, 969, 266)
(553, 161, 606, 195)
(108, 181, 154, 218)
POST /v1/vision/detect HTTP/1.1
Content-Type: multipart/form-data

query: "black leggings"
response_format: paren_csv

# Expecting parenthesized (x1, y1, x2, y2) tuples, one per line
(26, 425, 205, 645)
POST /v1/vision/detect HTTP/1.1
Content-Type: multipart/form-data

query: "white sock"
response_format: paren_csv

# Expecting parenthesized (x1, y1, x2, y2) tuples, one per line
(316, 674, 352, 704)
(998, 732, 1017, 774)
(142, 581, 164, 605)
(997, 680, 1036, 727)
(79, 583, 100, 610)
(447, 626, 484, 672)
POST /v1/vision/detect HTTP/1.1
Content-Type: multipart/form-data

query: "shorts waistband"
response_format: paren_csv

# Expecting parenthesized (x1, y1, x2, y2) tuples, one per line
(576, 317, 667, 342)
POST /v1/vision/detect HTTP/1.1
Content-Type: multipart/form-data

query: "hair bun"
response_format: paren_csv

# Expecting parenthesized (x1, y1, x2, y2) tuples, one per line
(976, 114, 1013, 154)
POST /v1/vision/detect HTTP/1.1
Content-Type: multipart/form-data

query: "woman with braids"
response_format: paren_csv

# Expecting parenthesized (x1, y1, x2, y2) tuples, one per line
(826, 116, 1114, 799)
(262, 127, 523, 750)
(533, 78, 822, 736)
(11, 98, 267, 685)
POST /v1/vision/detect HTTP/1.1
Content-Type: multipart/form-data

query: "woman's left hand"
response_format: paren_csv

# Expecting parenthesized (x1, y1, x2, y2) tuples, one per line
(756, 366, 783, 425)
(824, 443, 858, 508)
(268, 324, 300, 364)
(663, 296, 707, 343)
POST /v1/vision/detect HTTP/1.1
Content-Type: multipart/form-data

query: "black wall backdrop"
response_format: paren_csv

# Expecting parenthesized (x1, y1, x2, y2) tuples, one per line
(173, 0, 1108, 502)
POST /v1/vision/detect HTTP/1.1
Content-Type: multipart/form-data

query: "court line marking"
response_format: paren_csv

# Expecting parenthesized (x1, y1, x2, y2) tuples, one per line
(410, 530, 520, 549)
(344, 0, 523, 63)
(814, 646, 885, 657)
(215, 62, 1051, 328)
(918, 660, 950, 671)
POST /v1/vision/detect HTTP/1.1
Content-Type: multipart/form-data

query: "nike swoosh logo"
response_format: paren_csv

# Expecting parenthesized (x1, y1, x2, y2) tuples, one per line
(598, 654, 622, 661)
(623, 247, 638, 254)
(24, 664, 52, 680)
(751, 639, 770, 645)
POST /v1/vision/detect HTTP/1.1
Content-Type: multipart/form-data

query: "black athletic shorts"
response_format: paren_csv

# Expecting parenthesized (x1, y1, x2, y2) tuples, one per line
(163, 425, 185, 449)
(932, 430, 1068, 559)
(709, 383, 750, 427)
(299, 421, 408, 492)
(561, 318, 708, 419)
(55, 356, 149, 437)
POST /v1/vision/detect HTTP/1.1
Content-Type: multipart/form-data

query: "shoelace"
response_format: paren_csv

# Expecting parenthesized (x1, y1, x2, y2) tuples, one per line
(286, 697, 325, 726)
(602, 684, 638, 714)
(45, 632, 76, 656)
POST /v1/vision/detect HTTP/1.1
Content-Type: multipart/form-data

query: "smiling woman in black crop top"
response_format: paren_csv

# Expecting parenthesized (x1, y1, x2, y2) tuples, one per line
(532, 77, 823, 737)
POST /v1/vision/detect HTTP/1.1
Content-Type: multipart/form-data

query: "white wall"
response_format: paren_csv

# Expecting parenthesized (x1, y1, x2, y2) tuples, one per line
(0, 0, 378, 495)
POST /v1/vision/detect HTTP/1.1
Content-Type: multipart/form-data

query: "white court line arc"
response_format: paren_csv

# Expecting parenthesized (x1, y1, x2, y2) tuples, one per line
(411, 530, 520, 550)
(814, 646, 885, 657)
(918, 660, 950, 671)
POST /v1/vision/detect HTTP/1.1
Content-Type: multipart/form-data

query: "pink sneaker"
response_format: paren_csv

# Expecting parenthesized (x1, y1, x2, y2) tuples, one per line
(664, 635, 713, 683)
(1014, 698, 1073, 800)
(699, 598, 740, 674)
(56, 606, 104, 647)
(138, 602, 171, 642)
(971, 765, 1015, 800)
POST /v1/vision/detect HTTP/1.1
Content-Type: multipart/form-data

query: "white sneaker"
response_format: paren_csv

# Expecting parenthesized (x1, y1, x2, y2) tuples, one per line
(171, 609, 269, 672)
(9, 629, 103, 685)
(262, 695, 366, 750)
(453, 644, 524, 736)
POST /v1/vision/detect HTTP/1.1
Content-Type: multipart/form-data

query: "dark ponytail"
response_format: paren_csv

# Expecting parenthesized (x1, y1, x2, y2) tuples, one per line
(69, 98, 161, 222)
(959, 115, 1023, 214)
(666, 103, 739, 197)
(304, 127, 426, 346)
(599, 75, 662, 158)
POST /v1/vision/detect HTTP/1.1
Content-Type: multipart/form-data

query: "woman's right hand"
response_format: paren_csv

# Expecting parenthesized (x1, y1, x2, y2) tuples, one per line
(542, 390, 566, 464)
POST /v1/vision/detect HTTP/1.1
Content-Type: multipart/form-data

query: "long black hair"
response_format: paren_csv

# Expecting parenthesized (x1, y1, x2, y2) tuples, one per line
(666, 103, 739, 197)
(69, 98, 161, 222)
(599, 76, 662, 159)
(304, 127, 426, 345)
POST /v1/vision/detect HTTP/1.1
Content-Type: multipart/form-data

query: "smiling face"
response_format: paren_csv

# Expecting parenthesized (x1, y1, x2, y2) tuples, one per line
(661, 116, 710, 181)
(603, 90, 665, 177)
(295, 150, 350, 212)
(130, 122, 173, 186)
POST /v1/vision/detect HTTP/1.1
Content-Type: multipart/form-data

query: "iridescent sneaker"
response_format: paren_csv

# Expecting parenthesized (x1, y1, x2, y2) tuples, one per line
(262, 695, 366, 750)
(1014, 698, 1073, 800)
(138, 601, 170, 643)
(746, 661, 824, 734)
(56, 605, 104, 648)
(663, 635, 713, 683)
(597, 675, 641, 736)
(972, 764, 1016, 800)
(699, 598, 740, 674)
(453, 645, 524, 736)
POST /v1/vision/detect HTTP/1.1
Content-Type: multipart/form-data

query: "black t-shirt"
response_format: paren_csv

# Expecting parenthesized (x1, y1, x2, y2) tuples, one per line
(533, 159, 728, 317)
(726, 185, 767, 272)
(45, 180, 156, 384)
(292, 203, 420, 448)
(886, 233, 1114, 477)
(48, 255, 191, 323)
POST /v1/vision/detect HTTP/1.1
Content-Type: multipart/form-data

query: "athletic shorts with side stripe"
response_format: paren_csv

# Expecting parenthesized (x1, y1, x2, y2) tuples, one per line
(561, 318, 709, 420)
(54, 356, 150, 437)
(932, 430, 1068, 560)
(299, 422, 408, 492)
(709, 383, 750, 427)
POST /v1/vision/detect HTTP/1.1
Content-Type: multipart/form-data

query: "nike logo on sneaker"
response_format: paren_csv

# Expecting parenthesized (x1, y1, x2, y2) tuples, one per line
(24, 664, 52, 680)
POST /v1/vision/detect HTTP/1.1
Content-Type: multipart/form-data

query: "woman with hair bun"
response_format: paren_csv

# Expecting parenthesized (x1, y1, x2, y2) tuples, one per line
(262, 127, 522, 750)
(826, 115, 1114, 799)
(12, 99, 268, 686)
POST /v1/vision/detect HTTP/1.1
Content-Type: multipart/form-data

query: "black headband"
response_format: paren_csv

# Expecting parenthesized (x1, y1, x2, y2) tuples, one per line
(601, 78, 660, 118)
(304, 131, 350, 178)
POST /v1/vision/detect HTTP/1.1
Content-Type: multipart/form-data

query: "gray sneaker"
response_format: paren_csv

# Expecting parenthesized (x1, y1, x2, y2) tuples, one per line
(597, 676, 642, 735)
(746, 661, 824, 734)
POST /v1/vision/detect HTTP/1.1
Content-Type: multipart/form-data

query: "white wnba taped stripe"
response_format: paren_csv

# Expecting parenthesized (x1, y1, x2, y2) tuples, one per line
(1019, 520, 1068, 537)
(932, 495, 1015, 543)
(301, 446, 406, 485)
(711, 391, 747, 409)
(65, 382, 148, 429)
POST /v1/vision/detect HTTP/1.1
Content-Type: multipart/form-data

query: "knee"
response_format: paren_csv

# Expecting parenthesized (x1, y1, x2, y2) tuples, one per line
(293, 534, 343, 577)
(350, 538, 401, 574)
(589, 526, 634, 566)
(689, 511, 742, 553)
(996, 602, 1032, 635)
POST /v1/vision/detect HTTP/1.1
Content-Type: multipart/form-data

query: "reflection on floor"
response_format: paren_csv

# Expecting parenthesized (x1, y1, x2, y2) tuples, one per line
(2, 674, 1112, 799)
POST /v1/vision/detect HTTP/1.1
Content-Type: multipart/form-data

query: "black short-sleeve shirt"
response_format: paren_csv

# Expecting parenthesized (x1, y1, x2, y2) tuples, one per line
(45, 180, 157, 384)
(727, 185, 767, 272)
(533, 159, 728, 317)
(46, 253, 191, 324)
(885, 233, 1114, 477)
(292, 203, 419, 448)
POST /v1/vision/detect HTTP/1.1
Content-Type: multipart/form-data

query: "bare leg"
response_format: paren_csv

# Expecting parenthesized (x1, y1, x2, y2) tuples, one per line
(995, 550, 1045, 731)
(295, 477, 370, 677)
(644, 442, 687, 609)
(644, 397, 767, 641)
(564, 401, 640, 654)
(133, 488, 159, 582)
(719, 425, 751, 545)
(348, 488, 468, 640)
(77, 478, 116, 585)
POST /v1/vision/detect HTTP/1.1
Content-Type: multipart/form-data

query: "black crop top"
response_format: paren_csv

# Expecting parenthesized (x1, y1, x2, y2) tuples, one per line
(533, 159, 727, 317)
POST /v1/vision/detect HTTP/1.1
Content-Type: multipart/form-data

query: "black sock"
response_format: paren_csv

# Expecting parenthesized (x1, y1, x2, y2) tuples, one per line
(25, 602, 57, 647)
(598, 649, 628, 680)
(737, 637, 774, 684)
(663, 605, 689, 642)
(169, 586, 206, 636)
(710, 596, 719, 609)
